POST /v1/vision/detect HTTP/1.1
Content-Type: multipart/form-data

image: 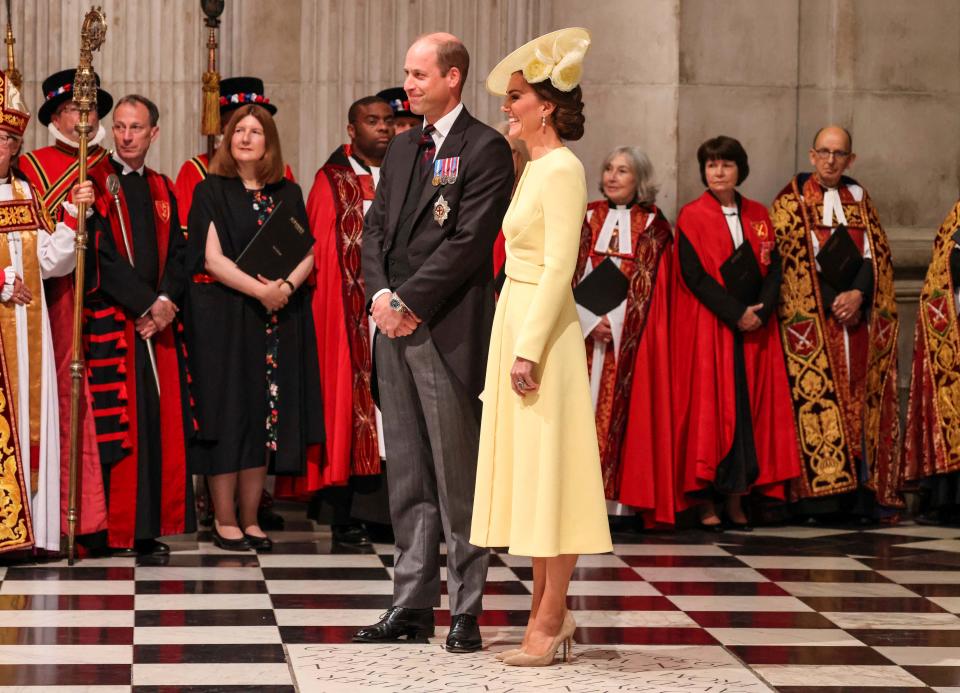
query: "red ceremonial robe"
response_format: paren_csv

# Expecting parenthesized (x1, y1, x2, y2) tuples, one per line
(19, 143, 108, 537)
(672, 192, 800, 508)
(275, 145, 379, 498)
(174, 152, 295, 229)
(83, 163, 194, 548)
(574, 200, 675, 525)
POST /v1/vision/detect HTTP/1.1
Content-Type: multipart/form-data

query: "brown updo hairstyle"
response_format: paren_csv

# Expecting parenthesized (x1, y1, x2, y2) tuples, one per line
(528, 77, 585, 142)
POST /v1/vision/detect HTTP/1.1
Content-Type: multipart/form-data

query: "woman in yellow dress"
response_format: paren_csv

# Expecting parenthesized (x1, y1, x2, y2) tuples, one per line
(470, 28, 613, 667)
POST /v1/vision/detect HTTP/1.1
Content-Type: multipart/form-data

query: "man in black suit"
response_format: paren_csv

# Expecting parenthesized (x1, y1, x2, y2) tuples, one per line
(355, 32, 513, 652)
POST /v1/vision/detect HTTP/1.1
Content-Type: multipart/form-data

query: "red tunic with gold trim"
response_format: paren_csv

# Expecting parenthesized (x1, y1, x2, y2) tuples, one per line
(903, 200, 960, 496)
(174, 152, 295, 229)
(19, 142, 109, 537)
(771, 174, 902, 509)
(673, 192, 800, 509)
(573, 199, 675, 524)
(80, 160, 195, 548)
(275, 145, 380, 498)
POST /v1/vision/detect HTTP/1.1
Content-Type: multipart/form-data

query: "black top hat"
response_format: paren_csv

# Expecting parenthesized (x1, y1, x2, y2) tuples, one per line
(220, 76, 277, 117)
(376, 87, 416, 120)
(38, 69, 114, 127)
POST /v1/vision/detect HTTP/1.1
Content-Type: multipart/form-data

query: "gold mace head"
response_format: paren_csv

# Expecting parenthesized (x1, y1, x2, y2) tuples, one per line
(73, 6, 107, 112)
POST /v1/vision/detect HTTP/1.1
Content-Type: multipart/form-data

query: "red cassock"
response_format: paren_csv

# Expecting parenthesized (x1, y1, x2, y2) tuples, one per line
(19, 143, 108, 537)
(275, 145, 380, 498)
(671, 192, 800, 508)
(173, 152, 295, 229)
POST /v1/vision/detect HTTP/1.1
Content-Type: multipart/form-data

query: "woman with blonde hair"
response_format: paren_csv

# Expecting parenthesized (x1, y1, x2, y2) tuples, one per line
(471, 28, 612, 667)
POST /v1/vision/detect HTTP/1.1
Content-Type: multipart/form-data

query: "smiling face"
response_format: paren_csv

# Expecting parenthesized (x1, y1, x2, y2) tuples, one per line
(501, 71, 553, 142)
(112, 101, 158, 170)
(0, 131, 19, 176)
(230, 114, 266, 166)
(403, 37, 461, 123)
(602, 153, 638, 205)
(704, 158, 739, 198)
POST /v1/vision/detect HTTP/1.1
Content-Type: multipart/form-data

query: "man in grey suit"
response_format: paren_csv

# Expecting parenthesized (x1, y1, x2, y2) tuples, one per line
(354, 32, 514, 652)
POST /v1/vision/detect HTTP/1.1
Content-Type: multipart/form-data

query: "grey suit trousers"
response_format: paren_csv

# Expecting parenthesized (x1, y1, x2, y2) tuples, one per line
(375, 326, 488, 616)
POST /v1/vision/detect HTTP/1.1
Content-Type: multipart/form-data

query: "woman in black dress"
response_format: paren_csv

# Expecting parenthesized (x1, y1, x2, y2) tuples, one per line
(185, 104, 323, 551)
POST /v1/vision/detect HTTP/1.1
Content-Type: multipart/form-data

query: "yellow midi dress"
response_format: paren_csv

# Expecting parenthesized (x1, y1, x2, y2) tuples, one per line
(470, 147, 613, 557)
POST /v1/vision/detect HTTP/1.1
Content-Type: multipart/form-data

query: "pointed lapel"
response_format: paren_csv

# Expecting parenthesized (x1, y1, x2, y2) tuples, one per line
(385, 129, 421, 244)
(411, 108, 472, 226)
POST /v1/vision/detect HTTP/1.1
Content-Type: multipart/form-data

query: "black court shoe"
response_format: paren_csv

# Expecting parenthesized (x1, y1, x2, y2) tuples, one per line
(243, 533, 273, 552)
(212, 525, 251, 552)
(353, 607, 435, 643)
(445, 613, 482, 653)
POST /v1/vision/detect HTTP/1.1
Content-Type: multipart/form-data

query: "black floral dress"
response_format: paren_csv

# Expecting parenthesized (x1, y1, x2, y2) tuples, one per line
(250, 189, 281, 451)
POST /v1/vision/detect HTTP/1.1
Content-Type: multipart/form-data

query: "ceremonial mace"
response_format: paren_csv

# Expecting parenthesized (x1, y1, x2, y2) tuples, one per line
(66, 6, 107, 566)
(201, 0, 224, 159)
(4, 0, 21, 91)
(106, 174, 161, 397)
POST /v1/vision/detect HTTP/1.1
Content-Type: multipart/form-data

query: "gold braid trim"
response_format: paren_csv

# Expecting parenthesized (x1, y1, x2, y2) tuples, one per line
(911, 201, 960, 475)
(860, 195, 902, 507)
(772, 180, 856, 498)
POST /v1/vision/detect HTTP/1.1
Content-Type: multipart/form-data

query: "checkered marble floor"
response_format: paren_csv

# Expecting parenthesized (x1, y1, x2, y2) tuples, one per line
(2, 513, 960, 692)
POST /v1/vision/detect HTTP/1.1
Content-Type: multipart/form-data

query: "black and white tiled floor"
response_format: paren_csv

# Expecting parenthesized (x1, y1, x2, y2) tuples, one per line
(2, 512, 960, 691)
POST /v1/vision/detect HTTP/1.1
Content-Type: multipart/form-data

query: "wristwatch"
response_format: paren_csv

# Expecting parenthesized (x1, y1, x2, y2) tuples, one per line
(389, 294, 407, 313)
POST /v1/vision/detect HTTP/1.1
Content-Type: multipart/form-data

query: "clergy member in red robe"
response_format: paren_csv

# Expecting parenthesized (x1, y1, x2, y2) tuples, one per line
(771, 126, 902, 520)
(902, 199, 960, 524)
(173, 77, 295, 230)
(673, 136, 800, 530)
(274, 96, 396, 545)
(573, 146, 674, 527)
(19, 68, 113, 545)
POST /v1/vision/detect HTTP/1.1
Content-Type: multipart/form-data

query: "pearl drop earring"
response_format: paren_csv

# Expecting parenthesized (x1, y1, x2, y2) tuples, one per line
(541, 115, 547, 130)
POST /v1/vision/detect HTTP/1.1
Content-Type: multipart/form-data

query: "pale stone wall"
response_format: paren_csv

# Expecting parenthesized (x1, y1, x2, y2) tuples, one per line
(11, 0, 959, 390)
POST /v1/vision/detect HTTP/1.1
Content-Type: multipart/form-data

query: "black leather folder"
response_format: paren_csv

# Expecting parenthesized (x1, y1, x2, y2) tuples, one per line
(574, 257, 630, 315)
(720, 242, 763, 305)
(236, 201, 315, 280)
(816, 224, 863, 293)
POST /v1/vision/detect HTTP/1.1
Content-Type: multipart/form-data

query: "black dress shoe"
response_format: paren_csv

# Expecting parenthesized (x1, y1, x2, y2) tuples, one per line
(332, 524, 371, 546)
(445, 613, 482, 653)
(212, 526, 251, 552)
(134, 539, 170, 556)
(352, 607, 434, 643)
(243, 533, 273, 552)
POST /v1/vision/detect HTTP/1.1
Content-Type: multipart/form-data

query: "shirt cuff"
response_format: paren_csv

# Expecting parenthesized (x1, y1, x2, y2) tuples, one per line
(61, 200, 94, 221)
(370, 288, 392, 311)
(0, 266, 14, 302)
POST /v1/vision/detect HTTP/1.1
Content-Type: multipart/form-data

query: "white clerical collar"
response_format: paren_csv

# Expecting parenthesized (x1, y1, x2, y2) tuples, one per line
(594, 203, 633, 256)
(0, 176, 8, 185)
(347, 153, 380, 189)
(424, 102, 464, 140)
(111, 151, 145, 176)
(822, 187, 847, 227)
(49, 121, 107, 149)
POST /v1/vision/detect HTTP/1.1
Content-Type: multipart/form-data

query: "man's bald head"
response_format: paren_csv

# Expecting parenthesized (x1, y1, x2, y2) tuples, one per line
(812, 125, 852, 152)
(413, 32, 470, 94)
(809, 125, 856, 188)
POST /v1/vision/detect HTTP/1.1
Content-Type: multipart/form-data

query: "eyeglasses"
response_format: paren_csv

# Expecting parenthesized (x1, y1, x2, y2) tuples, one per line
(0, 134, 20, 147)
(813, 148, 850, 160)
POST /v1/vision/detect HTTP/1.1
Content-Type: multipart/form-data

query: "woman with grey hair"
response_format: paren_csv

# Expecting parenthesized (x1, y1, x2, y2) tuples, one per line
(573, 146, 676, 528)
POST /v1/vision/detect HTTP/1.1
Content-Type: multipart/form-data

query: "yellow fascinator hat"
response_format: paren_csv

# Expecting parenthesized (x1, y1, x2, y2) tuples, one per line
(486, 27, 591, 96)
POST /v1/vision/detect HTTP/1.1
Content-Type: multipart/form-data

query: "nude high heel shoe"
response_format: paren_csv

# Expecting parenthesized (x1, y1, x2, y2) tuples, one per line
(502, 611, 577, 667)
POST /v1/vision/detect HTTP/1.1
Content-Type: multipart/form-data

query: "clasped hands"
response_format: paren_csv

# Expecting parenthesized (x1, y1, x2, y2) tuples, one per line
(831, 289, 863, 327)
(372, 293, 420, 339)
(135, 296, 178, 340)
(737, 304, 764, 332)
